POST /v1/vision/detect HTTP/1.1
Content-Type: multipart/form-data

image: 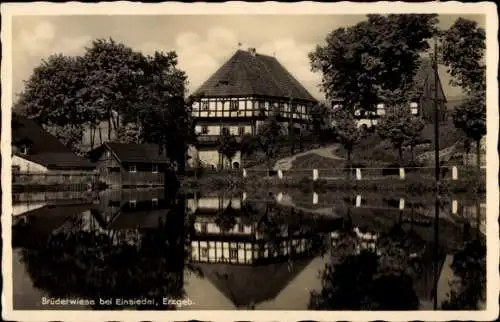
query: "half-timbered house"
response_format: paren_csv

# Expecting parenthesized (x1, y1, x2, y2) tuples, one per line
(342, 59, 448, 128)
(189, 48, 318, 169)
(87, 142, 171, 187)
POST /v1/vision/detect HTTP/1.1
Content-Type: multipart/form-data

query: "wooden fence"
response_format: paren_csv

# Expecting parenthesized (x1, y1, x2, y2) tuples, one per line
(241, 166, 486, 182)
(12, 171, 99, 186)
(12, 190, 93, 203)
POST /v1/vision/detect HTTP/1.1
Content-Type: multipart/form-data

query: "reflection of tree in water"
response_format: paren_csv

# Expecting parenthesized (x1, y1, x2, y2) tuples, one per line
(19, 198, 195, 310)
(309, 225, 422, 310)
(214, 200, 238, 233)
(442, 238, 486, 310)
(238, 200, 332, 257)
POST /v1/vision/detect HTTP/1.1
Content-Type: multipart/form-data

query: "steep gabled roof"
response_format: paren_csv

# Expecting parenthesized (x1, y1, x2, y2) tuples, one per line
(16, 152, 96, 170)
(193, 49, 317, 102)
(11, 113, 96, 170)
(11, 113, 73, 154)
(88, 142, 171, 164)
(412, 58, 447, 103)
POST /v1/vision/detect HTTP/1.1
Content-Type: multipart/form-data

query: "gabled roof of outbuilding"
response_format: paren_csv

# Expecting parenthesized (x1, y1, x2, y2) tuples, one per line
(88, 142, 170, 164)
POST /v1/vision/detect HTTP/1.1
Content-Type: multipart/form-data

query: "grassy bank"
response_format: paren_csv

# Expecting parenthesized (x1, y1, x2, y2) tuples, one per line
(289, 119, 465, 170)
(183, 173, 486, 195)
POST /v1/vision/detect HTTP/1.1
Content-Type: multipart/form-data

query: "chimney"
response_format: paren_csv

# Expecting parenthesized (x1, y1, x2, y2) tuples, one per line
(248, 48, 256, 56)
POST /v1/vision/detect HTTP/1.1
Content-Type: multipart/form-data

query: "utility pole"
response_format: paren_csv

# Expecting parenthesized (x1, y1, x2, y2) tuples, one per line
(289, 95, 294, 154)
(432, 3, 441, 310)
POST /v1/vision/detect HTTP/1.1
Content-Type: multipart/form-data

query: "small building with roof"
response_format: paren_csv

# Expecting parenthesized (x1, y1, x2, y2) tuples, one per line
(10, 113, 96, 178)
(87, 142, 172, 187)
(189, 47, 318, 169)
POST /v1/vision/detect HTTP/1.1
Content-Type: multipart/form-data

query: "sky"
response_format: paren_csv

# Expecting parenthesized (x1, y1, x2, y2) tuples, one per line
(11, 14, 486, 103)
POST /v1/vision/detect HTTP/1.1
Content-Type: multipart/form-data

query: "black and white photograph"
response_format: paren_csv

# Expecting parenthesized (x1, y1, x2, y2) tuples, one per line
(1, 2, 498, 321)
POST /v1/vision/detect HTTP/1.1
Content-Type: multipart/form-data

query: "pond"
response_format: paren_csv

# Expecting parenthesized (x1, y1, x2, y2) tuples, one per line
(11, 187, 486, 311)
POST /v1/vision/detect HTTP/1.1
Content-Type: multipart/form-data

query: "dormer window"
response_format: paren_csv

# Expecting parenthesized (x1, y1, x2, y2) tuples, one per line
(20, 145, 29, 155)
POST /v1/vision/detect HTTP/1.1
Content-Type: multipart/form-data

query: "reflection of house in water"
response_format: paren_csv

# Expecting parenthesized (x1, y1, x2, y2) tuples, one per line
(188, 194, 339, 265)
(90, 188, 174, 246)
(12, 203, 93, 248)
(188, 193, 340, 308)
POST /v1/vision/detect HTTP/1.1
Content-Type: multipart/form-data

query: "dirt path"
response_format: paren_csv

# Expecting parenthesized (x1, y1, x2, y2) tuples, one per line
(273, 144, 344, 171)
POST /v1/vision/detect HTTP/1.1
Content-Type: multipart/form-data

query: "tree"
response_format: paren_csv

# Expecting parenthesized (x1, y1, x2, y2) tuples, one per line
(441, 18, 486, 176)
(257, 110, 285, 171)
(126, 50, 196, 175)
(332, 109, 363, 171)
(377, 106, 425, 163)
(441, 18, 486, 94)
(116, 122, 141, 144)
(217, 131, 239, 169)
(452, 92, 486, 175)
(310, 102, 332, 145)
(309, 14, 438, 113)
(239, 133, 259, 167)
(80, 38, 147, 141)
(15, 54, 89, 153)
(16, 38, 194, 168)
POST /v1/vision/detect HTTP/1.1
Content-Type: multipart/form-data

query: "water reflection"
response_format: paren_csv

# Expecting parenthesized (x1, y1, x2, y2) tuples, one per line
(12, 188, 486, 310)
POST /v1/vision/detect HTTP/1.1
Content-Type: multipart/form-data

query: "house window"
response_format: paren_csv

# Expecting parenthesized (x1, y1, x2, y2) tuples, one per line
(201, 126, 208, 134)
(201, 102, 209, 111)
(201, 223, 208, 233)
(238, 126, 245, 136)
(410, 102, 418, 115)
(129, 165, 137, 173)
(152, 198, 158, 208)
(238, 224, 244, 233)
(129, 200, 137, 209)
(229, 248, 238, 259)
(221, 127, 229, 136)
(201, 247, 208, 258)
(106, 151, 111, 158)
(230, 101, 239, 111)
(152, 164, 158, 173)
